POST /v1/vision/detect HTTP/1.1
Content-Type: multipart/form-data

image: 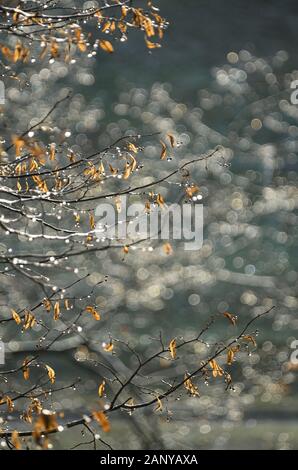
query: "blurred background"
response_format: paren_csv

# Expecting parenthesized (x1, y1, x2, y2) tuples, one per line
(1, 0, 298, 449)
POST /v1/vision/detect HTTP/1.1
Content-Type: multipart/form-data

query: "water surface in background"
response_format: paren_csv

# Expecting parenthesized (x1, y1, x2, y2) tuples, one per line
(85, 0, 298, 448)
(93, 0, 298, 102)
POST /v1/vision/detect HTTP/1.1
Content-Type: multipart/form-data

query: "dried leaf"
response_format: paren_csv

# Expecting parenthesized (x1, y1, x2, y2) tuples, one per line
(167, 133, 175, 148)
(92, 411, 110, 432)
(242, 335, 257, 347)
(209, 359, 224, 378)
(1, 45, 13, 61)
(160, 140, 167, 160)
(145, 39, 161, 49)
(23, 358, 30, 381)
(144, 18, 155, 37)
(184, 374, 200, 397)
(163, 242, 173, 255)
(145, 201, 151, 213)
(127, 142, 138, 153)
(130, 154, 137, 172)
(154, 396, 163, 412)
(109, 163, 118, 175)
(43, 298, 52, 312)
(30, 398, 43, 415)
(98, 380, 105, 398)
(227, 348, 235, 366)
(102, 21, 111, 33)
(123, 162, 132, 180)
(0, 395, 14, 412)
(11, 309, 21, 325)
(45, 365, 56, 384)
(223, 311, 237, 326)
(11, 430, 21, 450)
(169, 338, 177, 359)
(68, 150, 76, 163)
(22, 410, 33, 424)
(77, 40, 87, 52)
(185, 185, 200, 198)
(33, 410, 58, 443)
(99, 40, 114, 53)
(89, 213, 96, 230)
(13, 43, 22, 63)
(50, 40, 59, 58)
(49, 143, 56, 161)
(53, 301, 60, 320)
(85, 306, 101, 321)
(156, 193, 164, 207)
(24, 311, 36, 330)
(98, 161, 105, 175)
(103, 341, 113, 352)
